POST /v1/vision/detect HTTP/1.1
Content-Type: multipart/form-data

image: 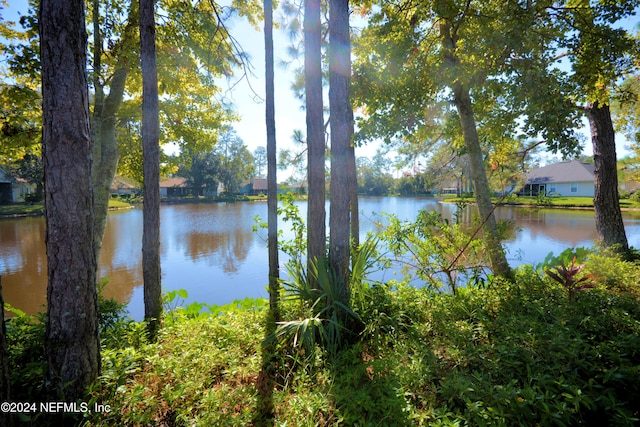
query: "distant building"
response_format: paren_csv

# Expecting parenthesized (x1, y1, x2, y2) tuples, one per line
(521, 160, 595, 197)
(239, 178, 268, 196)
(0, 166, 34, 204)
(159, 177, 217, 197)
(110, 176, 139, 197)
(287, 180, 308, 194)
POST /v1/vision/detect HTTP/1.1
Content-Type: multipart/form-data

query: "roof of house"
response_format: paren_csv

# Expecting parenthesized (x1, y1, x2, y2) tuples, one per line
(525, 160, 595, 184)
(287, 180, 308, 189)
(160, 177, 188, 188)
(241, 178, 268, 191)
(110, 175, 139, 190)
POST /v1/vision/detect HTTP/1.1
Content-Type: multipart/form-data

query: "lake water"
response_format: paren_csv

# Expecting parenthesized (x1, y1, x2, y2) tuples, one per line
(1, 197, 640, 320)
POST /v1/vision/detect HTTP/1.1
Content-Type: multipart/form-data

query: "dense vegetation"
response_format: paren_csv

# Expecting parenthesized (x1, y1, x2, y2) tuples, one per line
(6, 246, 640, 426)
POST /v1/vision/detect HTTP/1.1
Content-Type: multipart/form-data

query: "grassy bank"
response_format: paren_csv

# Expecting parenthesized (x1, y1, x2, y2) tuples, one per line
(7, 249, 640, 426)
(445, 194, 640, 209)
(0, 199, 133, 218)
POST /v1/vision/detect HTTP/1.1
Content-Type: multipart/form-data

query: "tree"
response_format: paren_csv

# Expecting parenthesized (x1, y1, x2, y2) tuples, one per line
(353, 0, 518, 279)
(216, 129, 255, 194)
(4, 0, 260, 269)
(556, 3, 637, 253)
(178, 149, 220, 195)
(253, 146, 267, 177)
(265, 0, 280, 316)
(329, 0, 354, 310)
(0, 279, 10, 427)
(140, 0, 162, 337)
(40, 0, 100, 400)
(305, 0, 327, 280)
(255, 0, 279, 421)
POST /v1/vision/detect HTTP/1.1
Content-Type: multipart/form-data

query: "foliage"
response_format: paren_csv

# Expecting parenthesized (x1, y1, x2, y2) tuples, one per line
(275, 256, 361, 358)
(214, 128, 256, 194)
(545, 256, 595, 302)
(73, 249, 640, 426)
(377, 209, 498, 294)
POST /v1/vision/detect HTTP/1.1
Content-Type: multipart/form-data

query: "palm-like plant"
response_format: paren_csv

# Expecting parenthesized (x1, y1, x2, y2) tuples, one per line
(545, 256, 595, 302)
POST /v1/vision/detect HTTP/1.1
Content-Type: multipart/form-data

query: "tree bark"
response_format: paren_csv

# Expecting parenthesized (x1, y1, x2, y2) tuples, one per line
(0, 278, 11, 427)
(40, 0, 100, 400)
(586, 102, 629, 253)
(255, 1, 279, 423)
(91, 1, 137, 271)
(305, 0, 326, 281)
(329, 0, 353, 299)
(439, 19, 512, 280)
(348, 143, 359, 249)
(140, 0, 162, 337)
(265, 0, 280, 317)
(451, 82, 512, 279)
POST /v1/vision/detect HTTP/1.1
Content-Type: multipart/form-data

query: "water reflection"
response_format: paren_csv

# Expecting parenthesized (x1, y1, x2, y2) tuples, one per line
(1, 198, 639, 320)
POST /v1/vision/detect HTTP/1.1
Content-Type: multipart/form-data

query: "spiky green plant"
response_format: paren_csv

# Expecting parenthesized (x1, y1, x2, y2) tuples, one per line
(545, 256, 595, 302)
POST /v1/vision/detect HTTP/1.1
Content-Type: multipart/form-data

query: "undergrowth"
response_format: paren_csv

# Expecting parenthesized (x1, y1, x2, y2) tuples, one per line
(5, 249, 640, 426)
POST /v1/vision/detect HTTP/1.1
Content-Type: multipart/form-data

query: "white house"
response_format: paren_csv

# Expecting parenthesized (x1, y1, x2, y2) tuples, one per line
(0, 166, 34, 204)
(521, 160, 595, 197)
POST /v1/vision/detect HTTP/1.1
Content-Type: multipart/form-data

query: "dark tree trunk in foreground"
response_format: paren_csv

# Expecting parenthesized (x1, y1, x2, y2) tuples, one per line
(265, 0, 280, 319)
(40, 0, 100, 400)
(587, 102, 629, 253)
(255, 0, 279, 423)
(0, 278, 12, 427)
(305, 0, 326, 280)
(140, 0, 162, 337)
(329, 0, 353, 300)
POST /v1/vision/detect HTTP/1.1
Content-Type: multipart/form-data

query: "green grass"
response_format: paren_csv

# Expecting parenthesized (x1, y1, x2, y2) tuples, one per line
(446, 195, 640, 209)
(0, 203, 44, 216)
(0, 199, 132, 217)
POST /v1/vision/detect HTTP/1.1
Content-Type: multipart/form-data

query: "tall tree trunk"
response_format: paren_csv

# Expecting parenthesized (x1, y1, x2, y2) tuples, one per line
(0, 278, 11, 427)
(140, 0, 162, 338)
(440, 19, 512, 280)
(305, 0, 326, 281)
(451, 82, 512, 279)
(255, 0, 279, 422)
(40, 0, 100, 400)
(329, 0, 353, 299)
(586, 102, 629, 253)
(91, 2, 137, 269)
(265, 0, 280, 321)
(348, 144, 359, 249)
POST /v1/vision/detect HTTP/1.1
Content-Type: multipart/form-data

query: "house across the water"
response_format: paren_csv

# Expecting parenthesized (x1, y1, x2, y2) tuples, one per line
(239, 178, 268, 196)
(0, 166, 34, 204)
(160, 177, 216, 197)
(520, 160, 595, 197)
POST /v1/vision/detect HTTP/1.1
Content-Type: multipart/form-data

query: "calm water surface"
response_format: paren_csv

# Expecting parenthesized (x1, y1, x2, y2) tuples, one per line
(2, 197, 639, 320)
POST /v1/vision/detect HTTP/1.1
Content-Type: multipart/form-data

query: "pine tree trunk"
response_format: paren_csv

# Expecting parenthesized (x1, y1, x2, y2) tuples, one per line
(329, 0, 353, 301)
(305, 0, 326, 281)
(255, 1, 279, 423)
(265, 0, 280, 316)
(587, 102, 629, 253)
(40, 0, 100, 400)
(140, 0, 162, 337)
(0, 278, 11, 427)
